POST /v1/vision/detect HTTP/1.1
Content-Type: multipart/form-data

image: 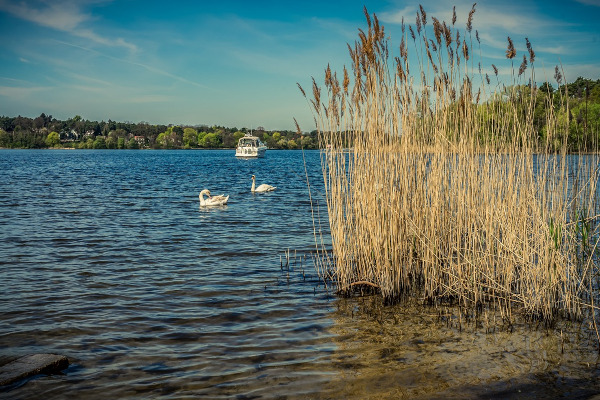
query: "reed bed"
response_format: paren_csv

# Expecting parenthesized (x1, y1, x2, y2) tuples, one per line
(300, 5, 600, 326)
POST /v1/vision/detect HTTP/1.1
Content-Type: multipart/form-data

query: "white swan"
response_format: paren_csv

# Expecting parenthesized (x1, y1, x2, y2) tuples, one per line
(199, 189, 229, 206)
(251, 175, 276, 192)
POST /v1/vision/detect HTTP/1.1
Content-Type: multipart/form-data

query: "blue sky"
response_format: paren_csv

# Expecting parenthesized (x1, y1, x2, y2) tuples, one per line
(0, 0, 598, 131)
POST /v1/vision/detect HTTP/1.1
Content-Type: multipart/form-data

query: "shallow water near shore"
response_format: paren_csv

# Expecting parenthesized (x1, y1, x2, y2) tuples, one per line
(1, 149, 600, 399)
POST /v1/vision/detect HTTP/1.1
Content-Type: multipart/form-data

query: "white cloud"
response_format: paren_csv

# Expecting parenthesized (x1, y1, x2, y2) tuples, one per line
(380, 1, 569, 39)
(0, 0, 88, 30)
(559, 63, 600, 82)
(379, 6, 421, 25)
(378, 0, 580, 60)
(534, 44, 569, 56)
(0, 0, 137, 52)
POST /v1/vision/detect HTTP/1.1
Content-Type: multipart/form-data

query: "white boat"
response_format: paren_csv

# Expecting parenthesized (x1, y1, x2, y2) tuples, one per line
(235, 133, 267, 158)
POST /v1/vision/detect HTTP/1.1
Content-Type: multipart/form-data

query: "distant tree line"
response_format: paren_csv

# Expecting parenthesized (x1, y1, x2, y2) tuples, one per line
(549, 76, 600, 151)
(0, 114, 319, 150)
(484, 76, 600, 152)
(1, 77, 597, 151)
(323, 76, 600, 152)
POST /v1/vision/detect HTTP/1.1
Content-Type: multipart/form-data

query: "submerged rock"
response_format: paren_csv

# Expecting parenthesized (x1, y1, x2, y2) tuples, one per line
(0, 354, 69, 386)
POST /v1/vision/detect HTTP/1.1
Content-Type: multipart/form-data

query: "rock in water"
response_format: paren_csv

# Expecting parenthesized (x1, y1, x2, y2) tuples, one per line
(0, 354, 69, 386)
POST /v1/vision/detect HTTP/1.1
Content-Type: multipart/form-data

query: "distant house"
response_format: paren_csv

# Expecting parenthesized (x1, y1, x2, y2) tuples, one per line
(134, 136, 146, 146)
(60, 129, 80, 141)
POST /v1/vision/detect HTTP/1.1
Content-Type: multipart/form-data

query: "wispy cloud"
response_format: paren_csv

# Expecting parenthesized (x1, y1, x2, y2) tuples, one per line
(561, 63, 600, 81)
(0, 76, 33, 84)
(0, 0, 87, 30)
(374, 1, 599, 84)
(379, 6, 420, 25)
(75, 28, 137, 52)
(381, 2, 559, 36)
(129, 94, 174, 104)
(380, 1, 575, 55)
(194, 14, 354, 81)
(0, 85, 48, 98)
(69, 84, 110, 94)
(0, 0, 137, 52)
(64, 72, 115, 87)
(575, 0, 600, 6)
(53, 40, 208, 89)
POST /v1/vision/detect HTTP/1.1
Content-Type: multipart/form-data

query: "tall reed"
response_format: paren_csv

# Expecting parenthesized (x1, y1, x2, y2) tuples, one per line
(299, 5, 600, 325)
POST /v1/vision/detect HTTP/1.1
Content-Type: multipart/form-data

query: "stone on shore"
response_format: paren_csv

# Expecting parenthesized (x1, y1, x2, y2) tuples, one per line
(0, 354, 69, 386)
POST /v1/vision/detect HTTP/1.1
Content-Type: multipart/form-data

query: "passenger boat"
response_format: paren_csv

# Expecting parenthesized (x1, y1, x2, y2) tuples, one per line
(235, 133, 267, 158)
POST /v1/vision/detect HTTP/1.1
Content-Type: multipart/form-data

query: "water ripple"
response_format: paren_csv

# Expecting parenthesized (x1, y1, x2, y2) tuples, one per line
(3, 150, 599, 399)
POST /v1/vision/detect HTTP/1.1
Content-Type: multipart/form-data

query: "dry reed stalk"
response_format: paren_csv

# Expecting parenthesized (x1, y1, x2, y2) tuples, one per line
(301, 5, 600, 327)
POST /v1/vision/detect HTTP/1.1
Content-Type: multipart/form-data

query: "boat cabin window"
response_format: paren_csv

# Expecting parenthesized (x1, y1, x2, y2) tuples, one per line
(240, 139, 261, 147)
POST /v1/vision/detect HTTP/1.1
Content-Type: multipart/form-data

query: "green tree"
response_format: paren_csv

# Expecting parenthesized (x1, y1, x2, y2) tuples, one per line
(115, 128, 127, 138)
(93, 136, 107, 149)
(183, 127, 198, 148)
(234, 131, 245, 145)
(261, 132, 270, 142)
(201, 132, 221, 148)
(221, 131, 236, 147)
(105, 135, 116, 149)
(540, 82, 554, 95)
(590, 85, 600, 103)
(197, 131, 207, 146)
(277, 138, 287, 149)
(156, 132, 168, 148)
(117, 137, 126, 149)
(301, 135, 314, 149)
(45, 131, 60, 147)
(128, 138, 139, 149)
(0, 129, 10, 147)
(156, 127, 181, 148)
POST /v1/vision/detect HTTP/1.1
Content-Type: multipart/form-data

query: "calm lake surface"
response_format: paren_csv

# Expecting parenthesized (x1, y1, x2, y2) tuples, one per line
(2, 149, 600, 399)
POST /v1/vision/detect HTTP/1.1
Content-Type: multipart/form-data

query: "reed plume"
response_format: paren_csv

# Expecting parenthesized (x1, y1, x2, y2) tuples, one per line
(303, 5, 600, 329)
(506, 36, 516, 59)
(555, 65, 563, 85)
(467, 3, 476, 32)
(526, 37, 535, 63)
(420, 5, 427, 26)
(518, 55, 528, 76)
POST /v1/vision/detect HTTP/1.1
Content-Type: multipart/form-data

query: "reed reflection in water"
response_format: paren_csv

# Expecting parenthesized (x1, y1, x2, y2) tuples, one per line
(322, 295, 600, 399)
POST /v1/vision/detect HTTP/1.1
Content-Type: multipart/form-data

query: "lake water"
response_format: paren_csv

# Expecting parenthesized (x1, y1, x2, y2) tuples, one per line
(2, 149, 600, 399)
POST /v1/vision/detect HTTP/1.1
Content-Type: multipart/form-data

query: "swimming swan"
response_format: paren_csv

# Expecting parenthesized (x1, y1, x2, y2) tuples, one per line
(199, 189, 229, 206)
(251, 175, 276, 192)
